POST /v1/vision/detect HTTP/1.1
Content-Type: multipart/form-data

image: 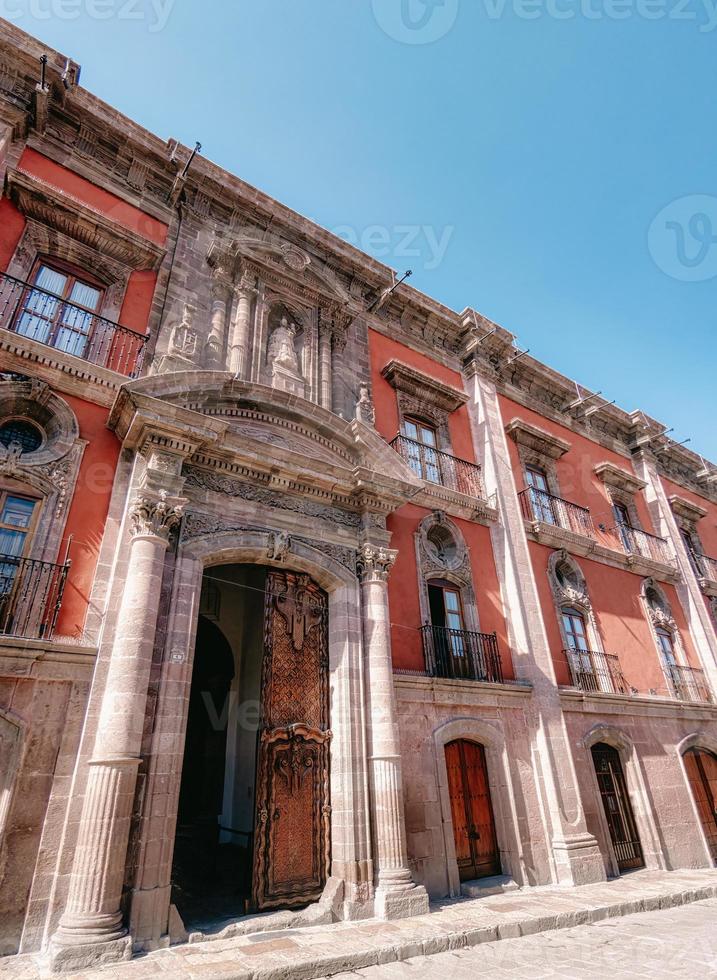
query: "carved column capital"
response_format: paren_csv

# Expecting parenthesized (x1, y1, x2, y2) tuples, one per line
(129, 490, 185, 541)
(357, 544, 398, 584)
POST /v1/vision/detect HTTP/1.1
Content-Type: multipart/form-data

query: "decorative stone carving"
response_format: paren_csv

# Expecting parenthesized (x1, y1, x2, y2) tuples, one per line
(0, 441, 22, 475)
(281, 243, 311, 272)
(548, 550, 591, 610)
(357, 544, 397, 583)
(354, 383, 376, 427)
(267, 531, 291, 562)
(129, 490, 184, 541)
(169, 306, 199, 360)
(183, 466, 362, 528)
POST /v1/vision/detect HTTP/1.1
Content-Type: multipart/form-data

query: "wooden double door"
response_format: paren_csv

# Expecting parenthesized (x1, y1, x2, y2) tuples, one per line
(445, 740, 501, 881)
(252, 570, 331, 910)
(684, 748, 717, 864)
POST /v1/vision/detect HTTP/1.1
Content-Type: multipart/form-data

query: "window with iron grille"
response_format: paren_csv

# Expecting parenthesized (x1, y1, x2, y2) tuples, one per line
(0, 419, 44, 454)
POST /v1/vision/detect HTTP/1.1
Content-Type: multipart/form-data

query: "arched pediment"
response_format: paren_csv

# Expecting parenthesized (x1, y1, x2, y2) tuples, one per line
(110, 372, 422, 505)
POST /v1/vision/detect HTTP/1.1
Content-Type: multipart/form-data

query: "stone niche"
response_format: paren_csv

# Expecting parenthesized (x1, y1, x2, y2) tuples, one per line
(264, 304, 308, 398)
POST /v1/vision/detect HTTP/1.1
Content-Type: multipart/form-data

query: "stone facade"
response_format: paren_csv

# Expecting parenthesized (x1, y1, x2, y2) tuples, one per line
(0, 20, 716, 974)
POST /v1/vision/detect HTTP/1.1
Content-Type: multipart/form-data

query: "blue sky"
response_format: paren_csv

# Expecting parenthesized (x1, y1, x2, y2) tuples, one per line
(7, 1, 716, 458)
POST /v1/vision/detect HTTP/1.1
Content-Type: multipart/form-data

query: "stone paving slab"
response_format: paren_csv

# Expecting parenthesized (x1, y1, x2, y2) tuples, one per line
(2, 869, 716, 980)
(333, 898, 717, 979)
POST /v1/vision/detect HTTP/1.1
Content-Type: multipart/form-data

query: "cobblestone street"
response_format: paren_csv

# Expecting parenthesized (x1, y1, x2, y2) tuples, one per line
(331, 899, 717, 980)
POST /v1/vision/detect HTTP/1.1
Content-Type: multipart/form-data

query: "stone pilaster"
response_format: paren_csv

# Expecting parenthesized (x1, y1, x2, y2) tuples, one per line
(633, 451, 717, 689)
(358, 544, 430, 919)
(465, 369, 606, 886)
(229, 270, 255, 378)
(49, 491, 184, 972)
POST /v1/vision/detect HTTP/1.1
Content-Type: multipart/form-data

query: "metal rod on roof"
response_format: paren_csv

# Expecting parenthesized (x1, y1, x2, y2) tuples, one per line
(567, 390, 603, 410)
(39, 54, 47, 90)
(506, 348, 530, 364)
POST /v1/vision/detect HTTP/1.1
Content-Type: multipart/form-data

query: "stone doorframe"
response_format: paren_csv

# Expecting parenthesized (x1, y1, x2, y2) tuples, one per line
(580, 724, 665, 878)
(676, 732, 717, 868)
(127, 528, 374, 951)
(432, 717, 526, 897)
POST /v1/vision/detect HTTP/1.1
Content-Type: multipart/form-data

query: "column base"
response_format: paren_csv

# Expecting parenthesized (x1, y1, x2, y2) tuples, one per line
(375, 883, 430, 920)
(47, 934, 132, 974)
(552, 832, 607, 887)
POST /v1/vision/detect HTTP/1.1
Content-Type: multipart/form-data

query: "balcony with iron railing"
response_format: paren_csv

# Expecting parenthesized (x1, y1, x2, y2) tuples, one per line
(419, 625, 504, 683)
(612, 523, 674, 566)
(389, 435, 483, 498)
(663, 663, 712, 704)
(564, 648, 629, 696)
(687, 550, 717, 589)
(518, 486, 595, 539)
(0, 552, 71, 640)
(0, 271, 147, 378)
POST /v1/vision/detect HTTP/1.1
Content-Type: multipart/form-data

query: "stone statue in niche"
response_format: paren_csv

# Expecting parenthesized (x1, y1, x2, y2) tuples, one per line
(268, 316, 300, 373)
(266, 312, 306, 397)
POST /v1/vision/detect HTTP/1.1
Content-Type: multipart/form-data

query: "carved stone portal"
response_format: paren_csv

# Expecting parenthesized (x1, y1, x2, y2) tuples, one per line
(252, 570, 330, 910)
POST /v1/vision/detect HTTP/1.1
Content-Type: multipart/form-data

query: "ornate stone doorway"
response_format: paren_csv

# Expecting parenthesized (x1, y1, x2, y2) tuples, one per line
(170, 564, 330, 927)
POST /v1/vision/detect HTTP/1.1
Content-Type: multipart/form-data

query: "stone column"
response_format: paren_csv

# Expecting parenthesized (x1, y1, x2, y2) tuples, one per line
(633, 449, 717, 687)
(204, 271, 231, 369)
(465, 365, 606, 886)
(49, 491, 184, 972)
(318, 318, 332, 410)
(358, 544, 429, 919)
(229, 270, 255, 378)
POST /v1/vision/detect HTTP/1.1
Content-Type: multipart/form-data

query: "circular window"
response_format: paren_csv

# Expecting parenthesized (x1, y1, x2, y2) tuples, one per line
(0, 419, 44, 454)
(427, 524, 457, 563)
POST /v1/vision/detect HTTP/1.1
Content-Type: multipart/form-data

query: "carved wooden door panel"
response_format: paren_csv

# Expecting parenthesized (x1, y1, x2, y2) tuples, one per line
(684, 748, 717, 863)
(252, 570, 330, 910)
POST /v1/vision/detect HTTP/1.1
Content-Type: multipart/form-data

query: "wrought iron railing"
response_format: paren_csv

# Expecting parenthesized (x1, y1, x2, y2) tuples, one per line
(420, 625, 503, 683)
(389, 435, 483, 497)
(612, 523, 673, 566)
(663, 663, 712, 703)
(690, 552, 717, 584)
(0, 271, 146, 377)
(518, 486, 595, 538)
(0, 552, 70, 639)
(564, 648, 628, 695)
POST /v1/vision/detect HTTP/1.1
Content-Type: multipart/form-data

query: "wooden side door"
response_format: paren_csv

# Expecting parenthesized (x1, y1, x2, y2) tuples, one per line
(252, 571, 330, 910)
(591, 743, 644, 872)
(445, 740, 501, 881)
(684, 748, 717, 864)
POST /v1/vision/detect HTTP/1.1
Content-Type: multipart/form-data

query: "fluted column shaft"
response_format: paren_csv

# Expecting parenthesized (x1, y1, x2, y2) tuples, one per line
(50, 494, 183, 968)
(358, 545, 429, 918)
(204, 280, 229, 368)
(318, 321, 332, 410)
(229, 274, 254, 378)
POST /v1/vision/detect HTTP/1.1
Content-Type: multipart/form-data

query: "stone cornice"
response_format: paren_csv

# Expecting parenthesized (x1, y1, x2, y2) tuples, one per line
(594, 461, 647, 495)
(559, 688, 717, 719)
(505, 418, 571, 460)
(394, 674, 533, 705)
(0, 327, 123, 407)
(668, 494, 708, 523)
(380, 359, 468, 413)
(6, 168, 165, 271)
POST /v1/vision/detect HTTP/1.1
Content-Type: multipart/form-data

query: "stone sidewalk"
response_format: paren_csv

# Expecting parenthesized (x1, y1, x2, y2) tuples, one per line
(3, 869, 716, 980)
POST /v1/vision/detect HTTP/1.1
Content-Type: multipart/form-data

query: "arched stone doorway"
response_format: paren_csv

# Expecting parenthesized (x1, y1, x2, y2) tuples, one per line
(444, 739, 500, 882)
(683, 747, 717, 864)
(590, 743, 644, 873)
(170, 563, 331, 927)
